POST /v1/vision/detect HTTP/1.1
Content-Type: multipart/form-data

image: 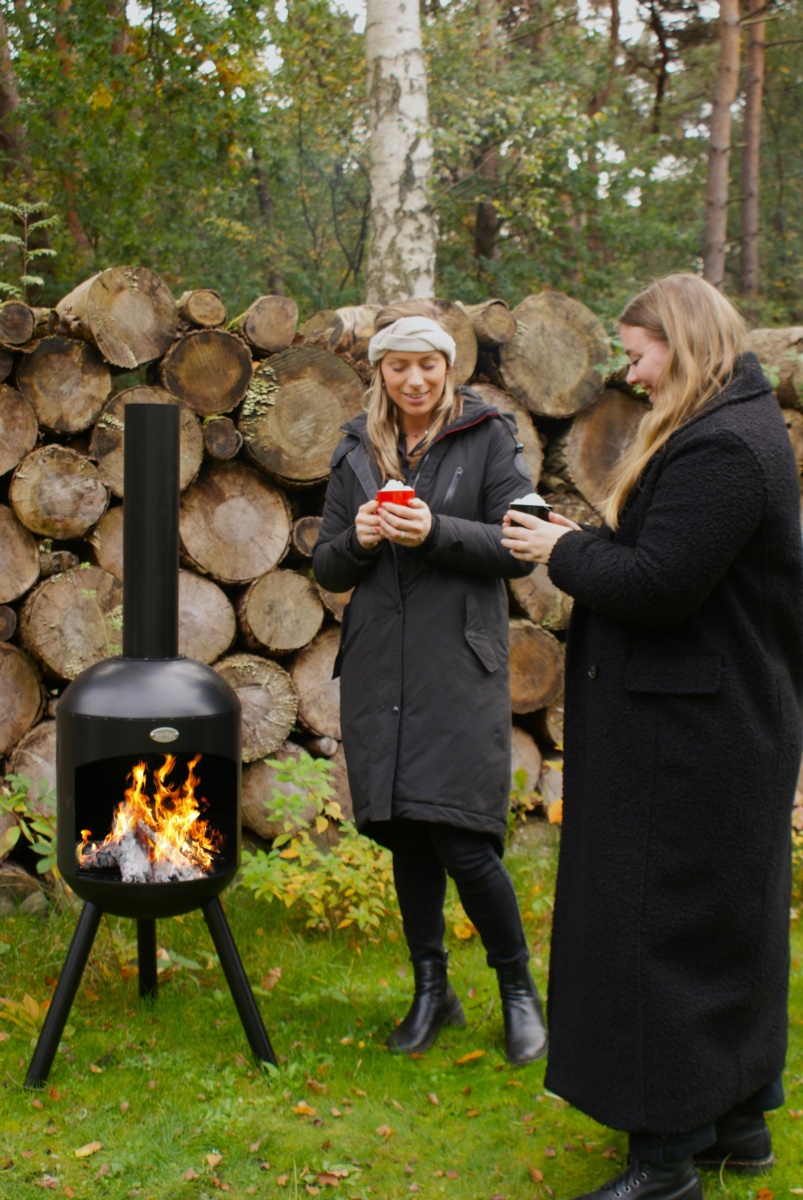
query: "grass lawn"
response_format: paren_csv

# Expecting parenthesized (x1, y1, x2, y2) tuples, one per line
(1, 821, 802, 1200)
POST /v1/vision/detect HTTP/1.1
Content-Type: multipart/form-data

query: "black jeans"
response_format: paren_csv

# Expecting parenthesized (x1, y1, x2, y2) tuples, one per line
(387, 819, 529, 970)
(628, 1075, 785, 1163)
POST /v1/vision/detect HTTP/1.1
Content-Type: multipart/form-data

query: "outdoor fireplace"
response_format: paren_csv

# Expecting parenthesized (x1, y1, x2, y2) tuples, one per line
(25, 403, 276, 1088)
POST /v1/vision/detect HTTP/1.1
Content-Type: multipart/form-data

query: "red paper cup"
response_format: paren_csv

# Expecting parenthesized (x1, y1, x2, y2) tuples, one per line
(377, 487, 415, 507)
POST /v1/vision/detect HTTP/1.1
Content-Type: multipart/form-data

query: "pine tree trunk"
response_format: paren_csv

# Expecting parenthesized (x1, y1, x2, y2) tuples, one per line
(17, 335, 111, 434)
(702, 0, 741, 288)
(739, 0, 765, 301)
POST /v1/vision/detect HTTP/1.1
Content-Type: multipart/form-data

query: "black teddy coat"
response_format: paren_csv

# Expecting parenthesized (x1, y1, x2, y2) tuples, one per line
(312, 392, 533, 845)
(543, 353, 803, 1135)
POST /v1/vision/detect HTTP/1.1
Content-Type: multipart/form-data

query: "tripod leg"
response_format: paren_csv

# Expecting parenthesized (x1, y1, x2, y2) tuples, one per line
(137, 919, 158, 999)
(25, 901, 103, 1088)
(202, 897, 277, 1067)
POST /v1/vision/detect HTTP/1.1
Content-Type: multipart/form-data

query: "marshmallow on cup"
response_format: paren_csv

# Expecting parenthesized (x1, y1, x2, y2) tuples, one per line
(509, 492, 552, 521)
(377, 479, 416, 506)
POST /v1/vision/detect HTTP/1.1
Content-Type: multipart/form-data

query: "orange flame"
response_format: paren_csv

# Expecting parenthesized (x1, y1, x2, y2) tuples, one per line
(77, 755, 222, 877)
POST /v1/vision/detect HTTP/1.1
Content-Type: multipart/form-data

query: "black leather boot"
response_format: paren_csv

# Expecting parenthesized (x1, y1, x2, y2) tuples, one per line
(496, 965, 547, 1064)
(693, 1110, 774, 1173)
(572, 1158, 702, 1200)
(386, 957, 465, 1054)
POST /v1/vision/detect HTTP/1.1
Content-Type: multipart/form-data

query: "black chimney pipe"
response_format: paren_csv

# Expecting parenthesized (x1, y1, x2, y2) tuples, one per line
(122, 403, 179, 658)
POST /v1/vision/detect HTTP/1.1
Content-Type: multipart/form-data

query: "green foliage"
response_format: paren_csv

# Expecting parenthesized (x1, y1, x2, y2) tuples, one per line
(0, 199, 58, 301)
(238, 752, 397, 934)
(0, 772, 58, 876)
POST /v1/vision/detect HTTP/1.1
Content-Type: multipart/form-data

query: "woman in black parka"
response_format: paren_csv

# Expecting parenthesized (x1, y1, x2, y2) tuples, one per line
(313, 301, 547, 1065)
(503, 274, 803, 1200)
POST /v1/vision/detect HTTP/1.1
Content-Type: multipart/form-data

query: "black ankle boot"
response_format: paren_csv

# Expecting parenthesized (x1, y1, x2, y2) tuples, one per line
(496, 965, 547, 1064)
(693, 1110, 774, 1174)
(572, 1158, 702, 1200)
(386, 957, 465, 1054)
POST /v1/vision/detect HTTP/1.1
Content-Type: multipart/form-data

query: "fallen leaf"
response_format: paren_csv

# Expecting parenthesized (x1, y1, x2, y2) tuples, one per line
(89, 1064, 102, 1074)
(375, 1124, 394, 1139)
(446, 1169, 459, 1178)
(0, 1032, 9, 1042)
(75, 1142, 103, 1158)
(317, 1174, 342, 1186)
(249, 1142, 261, 1153)
(427, 1093, 439, 1106)
(35, 1176, 58, 1190)
(48, 1087, 61, 1101)
(409, 1186, 421, 1193)
(547, 798, 563, 824)
(184, 1168, 200, 1180)
(277, 1174, 289, 1186)
(293, 1101, 317, 1117)
(119, 1101, 129, 1113)
(330, 1108, 342, 1117)
(454, 1049, 485, 1065)
(147, 1079, 157, 1089)
(96, 1163, 111, 1177)
(601, 1147, 619, 1159)
(307, 1078, 328, 1094)
(206, 1153, 223, 1169)
(64, 1187, 75, 1198)
(353, 1087, 367, 1097)
(390, 1097, 403, 1110)
(466, 1109, 480, 1117)
(530, 1167, 545, 1182)
(756, 1190, 774, 1200)
(262, 968, 282, 991)
(31, 1098, 44, 1111)
(544, 1146, 557, 1158)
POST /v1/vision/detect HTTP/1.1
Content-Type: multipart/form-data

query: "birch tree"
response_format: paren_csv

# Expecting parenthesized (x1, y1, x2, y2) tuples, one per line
(365, 0, 436, 303)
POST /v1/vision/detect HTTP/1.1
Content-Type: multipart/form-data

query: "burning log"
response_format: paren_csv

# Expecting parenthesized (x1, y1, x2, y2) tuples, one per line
(0, 504, 40, 604)
(16, 336, 111, 434)
(0, 384, 38, 477)
(238, 345, 365, 488)
(229, 295, 299, 356)
(158, 329, 253, 416)
(89, 388, 204, 497)
(499, 291, 609, 418)
(179, 460, 292, 585)
(54, 266, 178, 368)
(10, 445, 108, 540)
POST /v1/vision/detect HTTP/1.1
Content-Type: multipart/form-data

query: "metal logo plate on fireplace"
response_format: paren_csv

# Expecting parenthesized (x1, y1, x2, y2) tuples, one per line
(150, 726, 179, 743)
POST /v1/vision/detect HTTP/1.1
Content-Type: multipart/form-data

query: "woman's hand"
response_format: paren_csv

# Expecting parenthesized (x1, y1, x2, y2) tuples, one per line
(501, 510, 580, 563)
(354, 498, 384, 549)
(377, 497, 433, 548)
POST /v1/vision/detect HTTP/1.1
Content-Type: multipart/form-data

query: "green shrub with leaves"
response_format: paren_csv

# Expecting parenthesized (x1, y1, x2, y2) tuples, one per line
(0, 199, 58, 301)
(238, 752, 397, 935)
(0, 772, 58, 876)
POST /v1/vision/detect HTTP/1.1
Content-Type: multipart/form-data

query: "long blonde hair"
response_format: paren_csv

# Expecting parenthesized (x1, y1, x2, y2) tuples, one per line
(603, 273, 747, 530)
(365, 300, 462, 481)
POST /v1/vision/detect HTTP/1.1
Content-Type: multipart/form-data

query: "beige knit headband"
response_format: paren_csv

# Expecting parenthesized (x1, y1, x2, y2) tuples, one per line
(368, 317, 457, 366)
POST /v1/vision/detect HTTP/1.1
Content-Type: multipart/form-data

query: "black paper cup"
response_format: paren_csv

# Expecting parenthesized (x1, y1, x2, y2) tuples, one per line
(509, 500, 552, 522)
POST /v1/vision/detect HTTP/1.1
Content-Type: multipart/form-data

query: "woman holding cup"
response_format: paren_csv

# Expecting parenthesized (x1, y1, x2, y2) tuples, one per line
(313, 301, 547, 1063)
(502, 273, 803, 1199)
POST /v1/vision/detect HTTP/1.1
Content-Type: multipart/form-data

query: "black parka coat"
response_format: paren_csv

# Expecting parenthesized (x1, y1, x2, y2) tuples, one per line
(543, 353, 803, 1134)
(313, 392, 533, 846)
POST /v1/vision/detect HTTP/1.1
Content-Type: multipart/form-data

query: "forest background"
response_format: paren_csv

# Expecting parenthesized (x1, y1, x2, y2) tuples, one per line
(1, 0, 801, 327)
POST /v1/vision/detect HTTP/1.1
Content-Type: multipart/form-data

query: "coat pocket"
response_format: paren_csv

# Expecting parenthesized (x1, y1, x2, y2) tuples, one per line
(624, 653, 722, 694)
(464, 593, 500, 672)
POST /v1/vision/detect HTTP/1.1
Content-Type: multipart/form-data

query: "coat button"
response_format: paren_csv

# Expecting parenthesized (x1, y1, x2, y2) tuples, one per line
(588, 664, 598, 679)
(392, 705, 399, 714)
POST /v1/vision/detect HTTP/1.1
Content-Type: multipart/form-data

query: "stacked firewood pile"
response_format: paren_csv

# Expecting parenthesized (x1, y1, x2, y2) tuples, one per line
(1, 267, 802, 865)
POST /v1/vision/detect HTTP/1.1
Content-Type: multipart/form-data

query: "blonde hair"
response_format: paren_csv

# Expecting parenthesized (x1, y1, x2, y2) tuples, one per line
(604, 273, 747, 530)
(365, 300, 462, 481)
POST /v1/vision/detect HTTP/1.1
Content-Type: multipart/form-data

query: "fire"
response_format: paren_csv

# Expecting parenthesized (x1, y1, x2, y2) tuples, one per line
(77, 755, 223, 883)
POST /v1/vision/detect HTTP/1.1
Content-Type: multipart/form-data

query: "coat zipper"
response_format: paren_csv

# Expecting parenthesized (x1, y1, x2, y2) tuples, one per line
(442, 465, 464, 509)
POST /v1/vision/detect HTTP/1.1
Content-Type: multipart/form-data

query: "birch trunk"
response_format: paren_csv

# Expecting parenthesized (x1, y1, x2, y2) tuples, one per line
(702, 0, 741, 289)
(365, 0, 436, 303)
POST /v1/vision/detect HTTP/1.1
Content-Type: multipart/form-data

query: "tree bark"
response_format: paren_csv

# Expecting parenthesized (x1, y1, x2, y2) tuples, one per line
(179, 460, 292, 585)
(702, 0, 742, 289)
(213, 654, 298, 762)
(17, 335, 111, 434)
(499, 292, 609, 417)
(739, 0, 765, 301)
(18, 565, 122, 682)
(365, 0, 436, 302)
(55, 267, 178, 368)
(238, 346, 365, 488)
(0, 384, 37, 478)
(290, 627, 342, 740)
(0, 642, 44, 756)
(10, 445, 108, 539)
(158, 329, 253, 416)
(89, 387, 204, 498)
(229, 295, 299, 356)
(237, 568, 325, 656)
